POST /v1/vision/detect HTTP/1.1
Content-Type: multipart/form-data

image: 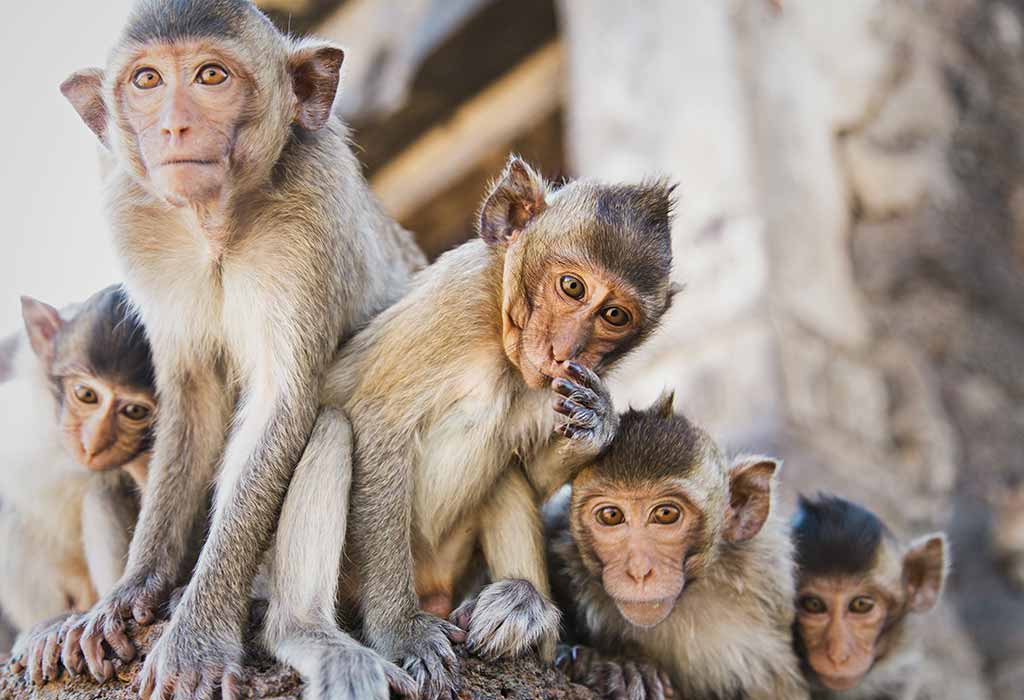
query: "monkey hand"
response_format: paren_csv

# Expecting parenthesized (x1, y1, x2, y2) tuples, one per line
(305, 644, 418, 700)
(62, 574, 164, 683)
(10, 613, 75, 686)
(387, 612, 464, 700)
(553, 361, 619, 461)
(136, 610, 243, 700)
(555, 644, 676, 700)
(449, 579, 560, 662)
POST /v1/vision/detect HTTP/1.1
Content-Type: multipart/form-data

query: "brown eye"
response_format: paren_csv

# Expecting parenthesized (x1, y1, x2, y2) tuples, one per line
(651, 504, 681, 525)
(596, 506, 625, 526)
(132, 68, 163, 90)
(600, 306, 631, 327)
(73, 385, 98, 404)
(122, 404, 151, 421)
(849, 596, 875, 614)
(560, 274, 586, 300)
(799, 596, 826, 614)
(196, 64, 229, 86)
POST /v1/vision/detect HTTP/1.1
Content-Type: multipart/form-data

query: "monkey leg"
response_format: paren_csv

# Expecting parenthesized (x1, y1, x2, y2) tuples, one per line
(261, 407, 415, 700)
(451, 469, 560, 661)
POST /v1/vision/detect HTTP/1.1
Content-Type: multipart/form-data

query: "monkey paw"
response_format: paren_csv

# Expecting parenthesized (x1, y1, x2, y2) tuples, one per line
(308, 645, 417, 700)
(450, 579, 560, 662)
(391, 612, 464, 700)
(10, 613, 74, 686)
(552, 361, 618, 459)
(137, 614, 242, 700)
(555, 645, 676, 700)
(63, 576, 163, 683)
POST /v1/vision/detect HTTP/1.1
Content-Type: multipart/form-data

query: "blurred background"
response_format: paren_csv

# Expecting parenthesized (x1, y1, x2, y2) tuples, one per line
(2, 0, 1023, 697)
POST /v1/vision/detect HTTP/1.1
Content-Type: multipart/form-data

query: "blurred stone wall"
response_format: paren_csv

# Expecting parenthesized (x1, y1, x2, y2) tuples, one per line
(560, 0, 1024, 698)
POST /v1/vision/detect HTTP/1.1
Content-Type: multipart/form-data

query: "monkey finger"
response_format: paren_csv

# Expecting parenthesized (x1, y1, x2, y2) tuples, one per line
(60, 624, 84, 675)
(448, 599, 476, 633)
(103, 618, 135, 663)
(552, 379, 597, 407)
(132, 598, 156, 625)
(383, 660, 418, 700)
(441, 618, 467, 645)
(221, 669, 242, 700)
(659, 671, 676, 698)
(42, 633, 62, 683)
(565, 361, 601, 390)
(9, 655, 25, 674)
(27, 641, 45, 686)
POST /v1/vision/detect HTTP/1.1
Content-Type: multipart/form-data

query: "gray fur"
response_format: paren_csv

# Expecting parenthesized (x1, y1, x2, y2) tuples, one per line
(58, 1, 426, 697)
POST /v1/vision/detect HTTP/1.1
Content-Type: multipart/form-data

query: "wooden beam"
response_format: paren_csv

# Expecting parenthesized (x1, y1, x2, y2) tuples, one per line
(370, 40, 563, 221)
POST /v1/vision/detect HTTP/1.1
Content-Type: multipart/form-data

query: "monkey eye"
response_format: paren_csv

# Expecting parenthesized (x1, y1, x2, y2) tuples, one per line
(849, 596, 875, 614)
(650, 504, 681, 524)
(73, 384, 98, 404)
(560, 274, 586, 300)
(121, 404, 151, 421)
(600, 306, 631, 327)
(596, 506, 625, 526)
(196, 64, 229, 86)
(798, 596, 827, 614)
(131, 67, 163, 90)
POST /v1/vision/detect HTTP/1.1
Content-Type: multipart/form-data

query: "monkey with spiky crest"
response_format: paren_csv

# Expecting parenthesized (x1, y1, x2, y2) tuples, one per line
(56, 1, 425, 698)
(258, 155, 677, 700)
(1, 286, 154, 683)
(549, 391, 808, 700)
(791, 495, 949, 700)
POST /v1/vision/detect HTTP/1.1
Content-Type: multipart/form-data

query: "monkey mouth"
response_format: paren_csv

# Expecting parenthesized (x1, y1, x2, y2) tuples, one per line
(159, 158, 220, 167)
(614, 598, 676, 628)
(814, 670, 867, 691)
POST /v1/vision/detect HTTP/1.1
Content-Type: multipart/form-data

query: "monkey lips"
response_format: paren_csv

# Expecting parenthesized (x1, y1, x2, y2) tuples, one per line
(613, 596, 678, 628)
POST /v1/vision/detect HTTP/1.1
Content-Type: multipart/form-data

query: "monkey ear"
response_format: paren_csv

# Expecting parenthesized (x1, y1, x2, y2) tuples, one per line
(288, 42, 345, 131)
(903, 533, 947, 614)
(60, 68, 108, 146)
(21, 296, 64, 365)
(651, 389, 675, 419)
(723, 457, 779, 544)
(479, 155, 548, 245)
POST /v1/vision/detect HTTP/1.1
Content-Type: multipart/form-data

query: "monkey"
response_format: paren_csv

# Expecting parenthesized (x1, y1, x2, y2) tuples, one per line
(790, 495, 949, 700)
(0, 286, 154, 683)
(56, 1, 426, 698)
(548, 390, 809, 700)
(255, 155, 677, 700)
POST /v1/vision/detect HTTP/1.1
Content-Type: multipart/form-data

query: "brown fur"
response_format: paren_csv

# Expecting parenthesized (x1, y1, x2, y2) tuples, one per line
(549, 394, 808, 700)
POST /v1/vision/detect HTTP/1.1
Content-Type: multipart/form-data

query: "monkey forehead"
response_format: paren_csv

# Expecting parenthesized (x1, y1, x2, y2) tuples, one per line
(793, 494, 893, 578)
(540, 179, 676, 302)
(57, 285, 155, 393)
(121, 0, 274, 46)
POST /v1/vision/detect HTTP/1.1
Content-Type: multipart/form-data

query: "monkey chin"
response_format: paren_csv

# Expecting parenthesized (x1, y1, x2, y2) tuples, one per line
(150, 160, 226, 206)
(614, 598, 677, 629)
(814, 670, 867, 692)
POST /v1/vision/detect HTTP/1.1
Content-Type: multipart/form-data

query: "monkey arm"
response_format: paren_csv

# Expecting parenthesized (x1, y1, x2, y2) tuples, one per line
(350, 424, 463, 698)
(451, 467, 560, 662)
(65, 361, 233, 681)
(81, 475, 139, 597)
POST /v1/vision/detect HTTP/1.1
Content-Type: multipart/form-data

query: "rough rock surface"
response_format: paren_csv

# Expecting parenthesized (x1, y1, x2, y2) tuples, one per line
(0, 621, 596, 700)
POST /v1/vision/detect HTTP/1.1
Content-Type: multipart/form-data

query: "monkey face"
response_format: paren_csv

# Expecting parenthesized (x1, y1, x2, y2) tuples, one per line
(795, 577, 890, 690)
(576, 484, 697, 628)
(114, 41, 248, 206)
(58, 375, 155, 471)
(511, 262, 643, 389)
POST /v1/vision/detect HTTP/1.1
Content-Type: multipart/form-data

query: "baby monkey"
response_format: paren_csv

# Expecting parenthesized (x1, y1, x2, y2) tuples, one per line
(2, 285, 154, 682)
(791, 495, 948, 699)
(549, 392, 808, 700)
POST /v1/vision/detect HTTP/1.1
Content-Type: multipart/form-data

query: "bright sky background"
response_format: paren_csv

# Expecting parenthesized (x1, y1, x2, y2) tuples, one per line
(0, 0, 134, 333)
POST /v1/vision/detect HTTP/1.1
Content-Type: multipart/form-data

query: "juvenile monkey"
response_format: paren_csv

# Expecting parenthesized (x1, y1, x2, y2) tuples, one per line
(549, 392, 808, 700)
(0, 286, 154, 682)
(57, 1, 425, 697)
(791, 495, 949, 700)
(259, 156, 677, 699)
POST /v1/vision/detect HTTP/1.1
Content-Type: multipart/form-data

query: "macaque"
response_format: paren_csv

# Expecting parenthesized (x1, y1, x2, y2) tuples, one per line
(791, 495, 948, 699)
(56, 1, 425, 698)
(1, 286, 154, 682)
(258, 156, 676, 699)
(549, 392, 808, 700)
